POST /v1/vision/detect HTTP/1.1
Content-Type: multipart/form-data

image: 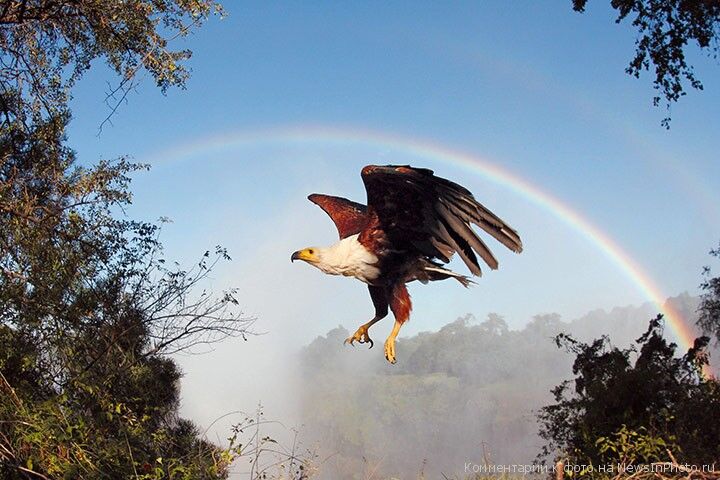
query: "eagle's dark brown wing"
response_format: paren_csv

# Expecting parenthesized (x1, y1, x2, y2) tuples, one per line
(360, 165, 522, 276)
(308, 193, 369, 239)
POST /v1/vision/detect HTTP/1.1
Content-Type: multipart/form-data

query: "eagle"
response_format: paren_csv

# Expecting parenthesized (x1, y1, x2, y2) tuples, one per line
(291, 165, 522, 364)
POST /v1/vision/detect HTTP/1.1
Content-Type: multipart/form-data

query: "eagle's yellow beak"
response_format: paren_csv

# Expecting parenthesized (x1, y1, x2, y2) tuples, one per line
(291, 248, 318, 263)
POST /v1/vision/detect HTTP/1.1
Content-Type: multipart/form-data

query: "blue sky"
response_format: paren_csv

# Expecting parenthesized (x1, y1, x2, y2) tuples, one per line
(66, 2, 719, 430)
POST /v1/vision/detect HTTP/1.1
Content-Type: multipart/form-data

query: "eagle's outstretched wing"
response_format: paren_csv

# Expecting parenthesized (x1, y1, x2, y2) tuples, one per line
(308, 193, 368, 239)
(360, 165, 522, 276)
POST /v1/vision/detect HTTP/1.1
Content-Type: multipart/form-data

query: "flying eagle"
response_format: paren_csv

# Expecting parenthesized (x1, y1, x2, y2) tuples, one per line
(291, 165, 522, 364)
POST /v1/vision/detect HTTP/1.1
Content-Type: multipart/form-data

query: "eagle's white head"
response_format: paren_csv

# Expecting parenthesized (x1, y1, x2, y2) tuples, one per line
(291, 235, 380, 283)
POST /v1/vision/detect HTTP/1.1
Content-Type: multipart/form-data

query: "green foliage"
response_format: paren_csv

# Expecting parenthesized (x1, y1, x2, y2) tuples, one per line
(538, 314, 720, 468)
(595, 425, 676, 467)
(698, 243, 720, 344)
(0, 2, 256, 478)
(572, 0, 720, 127)
(0, 0, 224, 130)
(0, 113, 250, 477)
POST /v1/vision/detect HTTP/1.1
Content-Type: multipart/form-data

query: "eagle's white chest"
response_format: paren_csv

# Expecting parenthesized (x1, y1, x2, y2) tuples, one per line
(317, 234, 380, 284)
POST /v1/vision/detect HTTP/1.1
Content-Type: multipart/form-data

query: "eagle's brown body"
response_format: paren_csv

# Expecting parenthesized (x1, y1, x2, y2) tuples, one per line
(292, 165, 522, 363)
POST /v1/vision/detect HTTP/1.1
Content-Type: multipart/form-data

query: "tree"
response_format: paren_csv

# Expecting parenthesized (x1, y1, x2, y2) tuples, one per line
(0, 113, 253, 480)
(0, 2, 258, 478)
(572, 0, 720, 128)
(538, 315, 720, 468)
(698, 243, 720, 344)
(0, 0, 223, 132)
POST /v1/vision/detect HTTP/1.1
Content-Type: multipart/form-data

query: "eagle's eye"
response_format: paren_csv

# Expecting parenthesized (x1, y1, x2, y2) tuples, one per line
(308, 249, 315, 254)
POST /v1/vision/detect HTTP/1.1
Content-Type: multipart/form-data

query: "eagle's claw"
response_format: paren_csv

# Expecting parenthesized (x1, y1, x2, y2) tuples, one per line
(344, 325, 374, 349)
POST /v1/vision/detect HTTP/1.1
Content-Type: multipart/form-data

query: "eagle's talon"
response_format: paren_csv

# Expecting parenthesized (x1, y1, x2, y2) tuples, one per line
(345, 324, 373, 348)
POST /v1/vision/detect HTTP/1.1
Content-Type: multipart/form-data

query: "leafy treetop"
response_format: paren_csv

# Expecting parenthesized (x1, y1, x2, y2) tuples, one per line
(0, 0, 223, 130)
(572, 0, 720, 127)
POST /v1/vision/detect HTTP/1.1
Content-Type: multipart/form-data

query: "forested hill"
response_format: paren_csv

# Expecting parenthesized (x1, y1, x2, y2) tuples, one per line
(298, 293, 710, 480)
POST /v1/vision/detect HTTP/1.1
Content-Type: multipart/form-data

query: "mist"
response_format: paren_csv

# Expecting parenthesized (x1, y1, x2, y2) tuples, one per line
(173, 280, 713, 479)
(294, 292, 711, 479)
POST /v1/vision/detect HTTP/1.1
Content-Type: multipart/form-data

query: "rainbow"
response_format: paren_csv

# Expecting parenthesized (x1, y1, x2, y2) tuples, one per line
(144, 125, 698, 355)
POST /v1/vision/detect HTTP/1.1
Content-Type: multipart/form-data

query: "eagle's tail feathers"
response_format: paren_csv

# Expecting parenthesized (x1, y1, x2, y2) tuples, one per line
(421, 265, 475, 288)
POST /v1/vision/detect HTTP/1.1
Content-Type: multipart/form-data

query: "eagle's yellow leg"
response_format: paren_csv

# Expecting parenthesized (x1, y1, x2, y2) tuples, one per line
(344, 317, 382, 348)
(384, 319, 403, 364)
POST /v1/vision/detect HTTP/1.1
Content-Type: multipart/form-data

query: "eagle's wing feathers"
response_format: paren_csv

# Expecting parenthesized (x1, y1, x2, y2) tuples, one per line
(360, 165, 522, 276)
(308, 193, 368, 239)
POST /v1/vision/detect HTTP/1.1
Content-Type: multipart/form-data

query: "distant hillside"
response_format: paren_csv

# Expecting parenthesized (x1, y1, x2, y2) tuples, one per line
(298, 293, 713, 480)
